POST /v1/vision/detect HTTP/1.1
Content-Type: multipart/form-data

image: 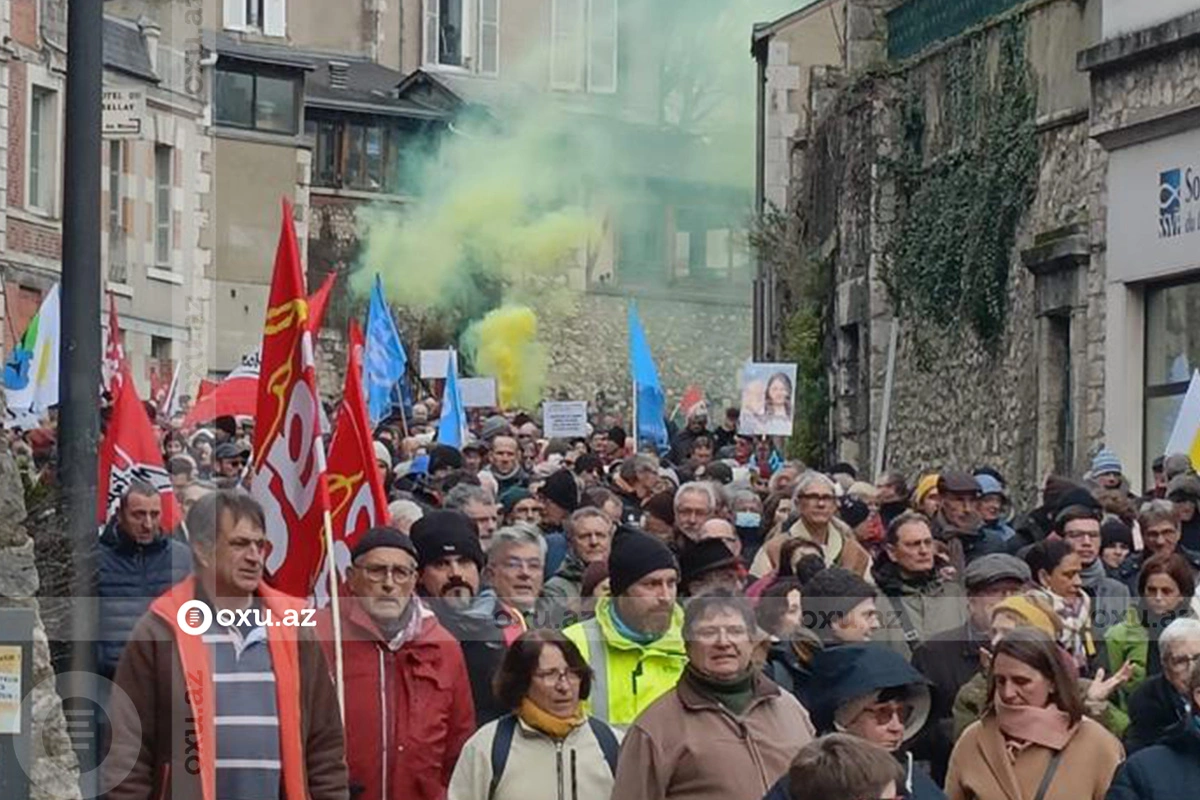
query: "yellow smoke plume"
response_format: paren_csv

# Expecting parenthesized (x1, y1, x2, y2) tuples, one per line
(462, 306, 547, 410)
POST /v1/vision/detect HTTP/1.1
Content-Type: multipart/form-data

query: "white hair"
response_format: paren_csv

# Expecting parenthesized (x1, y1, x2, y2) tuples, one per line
(388, 500, 424, 528)
(791, 470, 837, 502)
(675, 481, 718, 512)
(477, 471, 499, 501)
(487, 523, 548, 562)
(1161, 617, 1200, 658)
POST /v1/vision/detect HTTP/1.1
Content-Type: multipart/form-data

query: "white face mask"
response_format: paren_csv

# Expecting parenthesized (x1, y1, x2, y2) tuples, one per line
(735, 512, 761, 529)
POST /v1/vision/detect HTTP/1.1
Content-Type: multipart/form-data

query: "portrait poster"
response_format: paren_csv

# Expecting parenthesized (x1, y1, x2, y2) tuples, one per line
(738, 363, 798, 437)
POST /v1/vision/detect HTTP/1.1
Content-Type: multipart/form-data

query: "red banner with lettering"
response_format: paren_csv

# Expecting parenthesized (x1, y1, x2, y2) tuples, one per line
(251, 201, 332, 598)
(313, 322, 388, 607)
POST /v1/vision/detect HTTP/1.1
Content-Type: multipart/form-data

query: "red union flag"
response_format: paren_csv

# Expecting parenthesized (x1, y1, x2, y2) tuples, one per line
(251, 201, 332, 598)
(313, 321, 388, 607)
(97, 365, 181, 529)
(102, 292, 124, 395)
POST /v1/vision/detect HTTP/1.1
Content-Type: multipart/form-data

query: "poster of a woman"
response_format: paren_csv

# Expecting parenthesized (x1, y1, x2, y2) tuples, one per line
(738, 363, 797, 436)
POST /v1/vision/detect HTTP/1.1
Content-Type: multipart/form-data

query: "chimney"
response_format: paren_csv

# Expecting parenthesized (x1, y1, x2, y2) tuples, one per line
(328, 61, 350, 91)
(139, 16, 162, 74)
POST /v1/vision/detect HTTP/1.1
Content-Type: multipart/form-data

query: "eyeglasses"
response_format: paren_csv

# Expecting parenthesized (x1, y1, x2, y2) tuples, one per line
(358, 564, 418, 583)
(798, 493, 836, 504)
(533, 668, 583, 685)
(499, 557, 544, 573)
(1063, 529, 1101, 541)
(1166, 652, 1200, 671)
(858, 701, 913, 726)
(692, 624, 751, 642)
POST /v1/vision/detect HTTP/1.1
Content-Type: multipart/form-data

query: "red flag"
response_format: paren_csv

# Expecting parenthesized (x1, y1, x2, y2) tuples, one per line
(679, 385, 705, 418)
(103, 292, 125, 395)
(97, 364, 181, 529)
(314, 322, 388, 607)
(306, 272, 336, 335)
(250, 201, 332, 598)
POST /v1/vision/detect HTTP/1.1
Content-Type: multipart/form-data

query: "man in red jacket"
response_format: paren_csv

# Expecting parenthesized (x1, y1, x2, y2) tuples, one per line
(317, 527, 476, 800)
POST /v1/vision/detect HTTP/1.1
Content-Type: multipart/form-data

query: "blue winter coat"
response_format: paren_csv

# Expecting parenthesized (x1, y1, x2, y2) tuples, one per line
(1106, 719, 1200, 800)
(96, 522, 191, 677)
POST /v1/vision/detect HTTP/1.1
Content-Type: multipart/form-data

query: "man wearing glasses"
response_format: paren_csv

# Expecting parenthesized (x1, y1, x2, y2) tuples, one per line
(1055, 501, 1130, 635)
(317, 526, 475, 800)
(1125, 617, 1200, 755)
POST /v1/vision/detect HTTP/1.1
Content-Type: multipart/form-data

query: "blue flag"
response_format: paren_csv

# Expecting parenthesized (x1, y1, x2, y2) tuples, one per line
(364, 275, 410, 426)
(627, 302, 668, 453)
(437, 350, 467, 448)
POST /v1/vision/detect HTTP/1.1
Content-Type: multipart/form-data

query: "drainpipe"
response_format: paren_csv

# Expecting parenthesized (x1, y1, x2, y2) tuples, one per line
(752, 33, 768, 360)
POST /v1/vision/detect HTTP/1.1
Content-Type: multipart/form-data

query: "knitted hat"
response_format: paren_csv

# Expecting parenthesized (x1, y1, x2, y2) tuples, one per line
(1100, 518, 1134, 551)
(608, 533, 677, 596)
(1164, 453, 1194, 481)
(427, 444, 464, 475)
(373, 441, 393, 471)
(499, 486, 532, 515)
(914, 474, 939, 508)
(1166, 473, 1200, 503)
(351, 526, 417, 563)
(1090, 448, 1123, 477)
(679, 539, 740, 589)
(540, 469, 580, 512)
(643, 490, 676, 527)
(480, 415, 512, 442)
(991, 595, 1062, 639)
(410, 510, 485, 570)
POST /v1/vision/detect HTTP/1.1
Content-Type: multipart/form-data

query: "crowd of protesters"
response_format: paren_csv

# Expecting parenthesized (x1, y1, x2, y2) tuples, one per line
(61, 395, 1200, 800)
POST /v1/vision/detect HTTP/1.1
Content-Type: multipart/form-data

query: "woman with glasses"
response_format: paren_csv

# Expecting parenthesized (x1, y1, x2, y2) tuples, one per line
(1105, 553, 1196, 706)
(764, 642, 944, 800)
(448, 629, 621, 800)
(1124, 617, 1200, 754)
(945, 627, 1124, 800)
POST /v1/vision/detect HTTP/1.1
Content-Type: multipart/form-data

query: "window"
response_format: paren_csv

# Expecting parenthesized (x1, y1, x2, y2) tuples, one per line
(1144, 281, 1200, 484)
(225, 0, 286, 36)
(311, 117, 412, 194)
(214, 67, 299, 134)
(28, 86, 57, 212)
(551, 0, 618, 93)
(108, 141, 127, 283)
(154, 145, 173, 266)
(478, 0, 500, 76)
(151, 335, 172, 364)
(424, 0, 466, 67)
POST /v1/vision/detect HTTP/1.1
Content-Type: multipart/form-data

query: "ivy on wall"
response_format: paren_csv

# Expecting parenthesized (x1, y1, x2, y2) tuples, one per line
(882, 19, 1039, 350)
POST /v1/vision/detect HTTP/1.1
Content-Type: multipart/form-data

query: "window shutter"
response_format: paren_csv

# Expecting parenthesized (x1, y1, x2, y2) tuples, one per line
(550, 0, 585, 90)
(263, 0, 287, 38)
(423, 0, 440, 65)
(223, 0, 247, 31)
(478, 0, 499, 76)
(587, 0, 617, 94)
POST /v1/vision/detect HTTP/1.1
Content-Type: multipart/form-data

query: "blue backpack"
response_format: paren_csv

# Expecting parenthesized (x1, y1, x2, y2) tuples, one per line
(487, 714, 620, 800)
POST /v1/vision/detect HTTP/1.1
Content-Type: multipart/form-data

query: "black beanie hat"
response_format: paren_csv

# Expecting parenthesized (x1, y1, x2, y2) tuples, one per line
(838, 497, 871, 529)
(410, 510, 484, 570)
(540, 469, 580, 512)
(428, 444, 464, 475)
(351, 526, 418, 563)
(608, 532, 677, 596)
(1100, 517, 1135, 551)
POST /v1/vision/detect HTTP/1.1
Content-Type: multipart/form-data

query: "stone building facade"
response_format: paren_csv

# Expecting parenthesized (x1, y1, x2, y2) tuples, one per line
(758, 0, 1118, 501)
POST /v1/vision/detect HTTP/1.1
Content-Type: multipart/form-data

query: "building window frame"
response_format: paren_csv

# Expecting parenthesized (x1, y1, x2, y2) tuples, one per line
(154, 144, 173, 267)
(551, 0, 618, 93)
(478, 0, 500, 77)
(423, 0, 472, 70)
(214, 64, 301, 135)
(226, 0, 286, 37)
(27, 81, 60, 216)
(309, 115, 415, 195)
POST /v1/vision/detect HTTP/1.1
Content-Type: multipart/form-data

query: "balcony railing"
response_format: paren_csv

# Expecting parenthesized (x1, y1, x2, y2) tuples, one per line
(887, 0, 1025, 60)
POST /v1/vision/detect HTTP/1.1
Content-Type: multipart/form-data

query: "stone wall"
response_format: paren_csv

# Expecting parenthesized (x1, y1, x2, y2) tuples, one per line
(784, 0, 1106, 504)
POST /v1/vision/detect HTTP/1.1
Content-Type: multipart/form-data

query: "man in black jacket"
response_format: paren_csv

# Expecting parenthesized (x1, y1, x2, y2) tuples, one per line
(96, 480, 191, 678)
(910, 554, 1029, 782)
(1125, 617, 1200, 754)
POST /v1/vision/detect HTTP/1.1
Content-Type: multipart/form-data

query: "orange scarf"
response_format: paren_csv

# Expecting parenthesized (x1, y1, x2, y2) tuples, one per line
(517, 697, 585, 740)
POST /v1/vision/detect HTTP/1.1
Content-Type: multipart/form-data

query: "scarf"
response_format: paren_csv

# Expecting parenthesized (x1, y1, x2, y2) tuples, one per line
(517, 697, 585, 741)
(995, 699, 1076, 761)
(384, 595, 431, 651)
(684, 664, 756, 716)
(1035, 587, 1094, 673)
(609, 603, 660, 646)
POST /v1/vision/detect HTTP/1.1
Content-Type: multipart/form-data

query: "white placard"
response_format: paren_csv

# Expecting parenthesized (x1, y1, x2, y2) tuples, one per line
(542, 401, 589, 439)
(738, 363, 798, 437)
(419, 349, 452, 379)
(460, 377, 497, 408)
(103, 89, 146, 139)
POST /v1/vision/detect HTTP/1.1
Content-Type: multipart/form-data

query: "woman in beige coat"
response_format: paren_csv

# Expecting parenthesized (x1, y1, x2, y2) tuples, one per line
(945, 627, 1124, 800)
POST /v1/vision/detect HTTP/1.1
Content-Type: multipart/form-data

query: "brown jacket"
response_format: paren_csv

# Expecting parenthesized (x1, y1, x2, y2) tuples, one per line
(946, 715, 1123, 800)
(103, 579, 349, 800)
(751, 516, 873, 581)
(611, 671, 815, 800)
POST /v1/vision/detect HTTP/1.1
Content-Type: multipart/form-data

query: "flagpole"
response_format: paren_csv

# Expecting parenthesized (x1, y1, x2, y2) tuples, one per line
(632, 379, 639, 453)
(322, 507, 347, 720)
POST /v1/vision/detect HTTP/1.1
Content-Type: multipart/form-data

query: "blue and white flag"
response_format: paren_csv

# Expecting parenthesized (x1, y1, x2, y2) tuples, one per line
(627, 302, 668, 454)
(364, 274, 410, 426)
(437, 349, 467, 448)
